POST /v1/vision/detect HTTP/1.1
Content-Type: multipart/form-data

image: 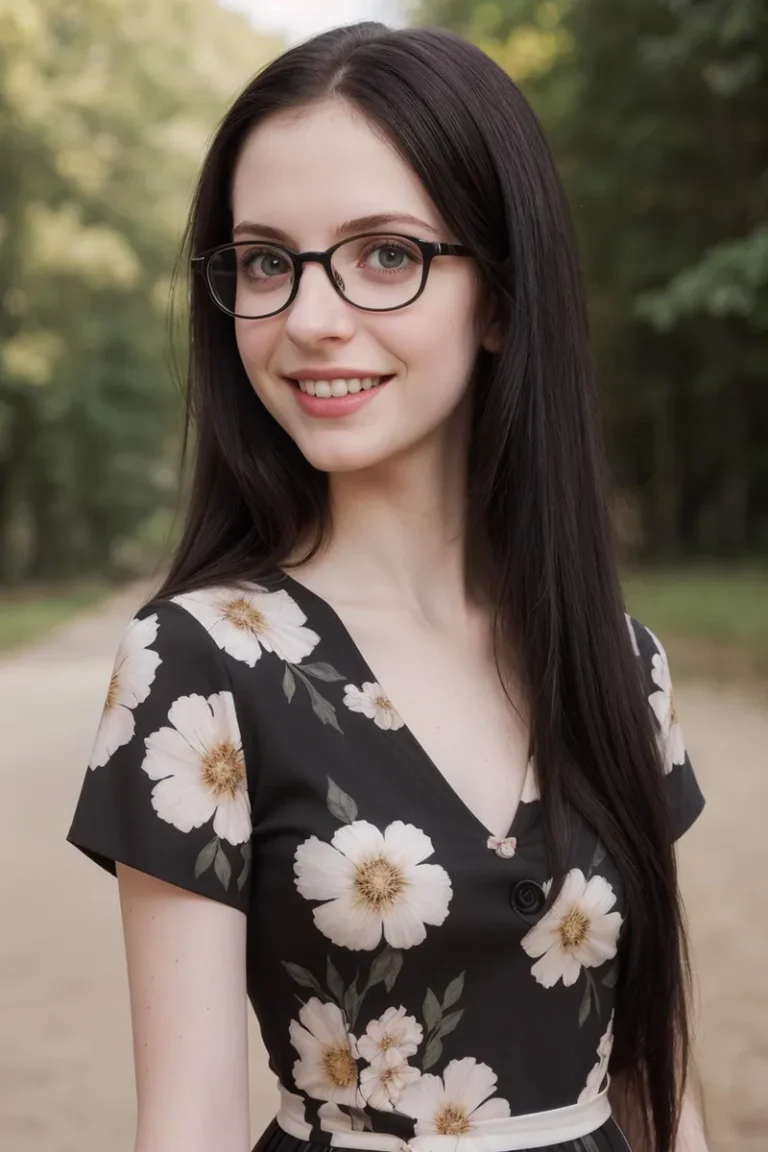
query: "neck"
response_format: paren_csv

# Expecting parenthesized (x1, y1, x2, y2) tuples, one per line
(289, 418, 484, 624)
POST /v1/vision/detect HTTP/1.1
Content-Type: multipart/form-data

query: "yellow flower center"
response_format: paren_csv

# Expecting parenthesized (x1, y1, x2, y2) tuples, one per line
(223, 596, 266, 635)
(354, 855, 406, 910)
(559, 905, 590, 950)
(105, 669, 120, 712)
(201, 740, 246, 798)
(322, 1043, 358, 1088)
(375, 694, 393, 712)
(379, 1033, 395, 1050)
(435, 1105, 471, 1136)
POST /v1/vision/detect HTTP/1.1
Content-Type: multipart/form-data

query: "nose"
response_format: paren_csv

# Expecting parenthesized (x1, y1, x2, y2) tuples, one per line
(283, 261, 356, 346)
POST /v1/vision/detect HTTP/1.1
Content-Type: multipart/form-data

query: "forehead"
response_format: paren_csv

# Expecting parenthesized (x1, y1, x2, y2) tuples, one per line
(231, 99, 442, 242)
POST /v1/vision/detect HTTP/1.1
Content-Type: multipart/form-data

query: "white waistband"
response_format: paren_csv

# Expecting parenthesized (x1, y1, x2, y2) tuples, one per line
(276, 1089, 611, 1152)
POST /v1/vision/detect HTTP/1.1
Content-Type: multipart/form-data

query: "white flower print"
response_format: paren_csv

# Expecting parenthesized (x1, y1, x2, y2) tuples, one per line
(294, 821, 452, 951)
(172, 584, 319, 667)
(289, 998, 360, 1105)
(625, 613, 640, 657)
(89, 614, 161, 769)
(521, 869, 622, 989)
(578, 1014, 615, 1103)
(277, 1085, 313, 1138)
(343, 682, 404, 730)
(360, 1046, 421, 1110)
(649, 648, 686, 774)
(357, 1006, 423, 1065)
(318, 1102, 355, 1133)
(398, 1057, 511, 1134)
(141, 692, 250, 845)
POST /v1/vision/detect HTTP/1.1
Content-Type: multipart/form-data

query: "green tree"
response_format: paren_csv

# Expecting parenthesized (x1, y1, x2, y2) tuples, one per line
(418, 0, 768, 556)
(0, 0, 281, 584)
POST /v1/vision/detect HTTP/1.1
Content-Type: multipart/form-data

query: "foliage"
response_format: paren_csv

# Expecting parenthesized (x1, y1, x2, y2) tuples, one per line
(0, 0, 281, 585)
(417, 0, 768, 556)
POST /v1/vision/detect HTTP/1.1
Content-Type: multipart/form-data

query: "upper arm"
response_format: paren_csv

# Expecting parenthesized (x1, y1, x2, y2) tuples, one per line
(118, 864, 250, 1152)
(67, 597, 256, 1149)
(626, 615, 705, 842)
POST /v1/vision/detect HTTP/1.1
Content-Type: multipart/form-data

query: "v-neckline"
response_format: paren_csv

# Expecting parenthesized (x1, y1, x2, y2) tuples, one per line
(276, 568, 533, 842)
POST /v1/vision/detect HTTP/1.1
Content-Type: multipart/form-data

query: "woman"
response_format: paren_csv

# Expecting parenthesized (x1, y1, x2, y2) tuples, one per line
(68, 22, 708, 1152)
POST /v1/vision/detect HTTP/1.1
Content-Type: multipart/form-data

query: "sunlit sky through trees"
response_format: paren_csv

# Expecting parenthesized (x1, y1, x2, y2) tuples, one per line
(223, 0, 406, 45)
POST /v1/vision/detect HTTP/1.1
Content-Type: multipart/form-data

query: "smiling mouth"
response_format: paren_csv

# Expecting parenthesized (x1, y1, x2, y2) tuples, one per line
(288, 375, 393, 397)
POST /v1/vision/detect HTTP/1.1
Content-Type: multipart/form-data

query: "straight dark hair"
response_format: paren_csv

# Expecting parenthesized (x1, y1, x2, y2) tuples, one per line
(161, 23, 691, 1150)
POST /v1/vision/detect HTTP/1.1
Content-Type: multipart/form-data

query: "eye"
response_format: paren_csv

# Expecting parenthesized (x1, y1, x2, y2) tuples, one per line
(241, 247, 291, 279)
(362, 240, 420, 273)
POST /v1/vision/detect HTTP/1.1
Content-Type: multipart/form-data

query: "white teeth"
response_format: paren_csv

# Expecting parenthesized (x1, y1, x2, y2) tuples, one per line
(296, 376, 387, 397)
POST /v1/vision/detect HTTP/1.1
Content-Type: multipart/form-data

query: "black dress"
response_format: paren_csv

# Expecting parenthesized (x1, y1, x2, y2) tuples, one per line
(67, 572, 704, 1152)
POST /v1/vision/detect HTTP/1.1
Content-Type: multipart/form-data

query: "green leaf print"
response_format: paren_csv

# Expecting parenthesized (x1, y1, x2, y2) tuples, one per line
(442, 971, 465, 1010)
(327, 778, 358, 824)
(326, 956, 345, 1004)
(289, 664, 342, 731)
(435, 1009, 464, 1039)
(423, 988, 442, 1033)
(194, 836, 218, 878)
(282, 961, 326, 999)
(368, 946, 403, 993)
(214, 844, 232, 890)
(343, 975, 360, 1029)
(348, 1107, 373, 1132)
(282, 665, 296, 703)
(422, 1035, 443, 1071)
(602, 964, 619, 989)
(578, 979, 592, 1026)
(237, 841, 252, 892)
(301, 662, 346, 682)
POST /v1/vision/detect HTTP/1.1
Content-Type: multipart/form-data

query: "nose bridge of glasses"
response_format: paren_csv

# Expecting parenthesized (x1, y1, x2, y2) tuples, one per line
(294, 249, 347, 301)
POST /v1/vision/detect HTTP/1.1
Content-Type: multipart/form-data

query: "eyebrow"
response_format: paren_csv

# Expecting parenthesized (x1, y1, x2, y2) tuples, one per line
(231, 213, 440, 244)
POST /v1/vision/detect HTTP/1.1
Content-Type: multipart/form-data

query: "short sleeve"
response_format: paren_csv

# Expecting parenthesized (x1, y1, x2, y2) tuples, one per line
(67, 599, 253, 912)
(626, 615, 706, 842)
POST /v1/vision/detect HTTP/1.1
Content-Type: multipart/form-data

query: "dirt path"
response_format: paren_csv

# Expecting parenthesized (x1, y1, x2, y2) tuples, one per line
(1, 589, 765, 1151)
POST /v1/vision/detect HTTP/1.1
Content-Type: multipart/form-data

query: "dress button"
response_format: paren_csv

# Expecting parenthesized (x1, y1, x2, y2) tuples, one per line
(510, 878, 546, 916)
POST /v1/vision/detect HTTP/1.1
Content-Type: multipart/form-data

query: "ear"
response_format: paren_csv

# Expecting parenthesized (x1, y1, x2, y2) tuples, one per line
(478, 294, 503, 353)
(481, 320, 502, 353)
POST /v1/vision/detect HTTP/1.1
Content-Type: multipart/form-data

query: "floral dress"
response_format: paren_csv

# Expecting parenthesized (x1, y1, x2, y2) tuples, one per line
(67, 571, 705, 1152)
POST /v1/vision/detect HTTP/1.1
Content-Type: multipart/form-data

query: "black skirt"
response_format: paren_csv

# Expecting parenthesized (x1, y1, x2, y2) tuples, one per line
(253, 1117, 633, 1152)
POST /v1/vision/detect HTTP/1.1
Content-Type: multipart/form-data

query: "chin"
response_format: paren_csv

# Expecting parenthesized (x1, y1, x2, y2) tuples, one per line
(298, 443, 390, 475)
(290, 430, 401, 476)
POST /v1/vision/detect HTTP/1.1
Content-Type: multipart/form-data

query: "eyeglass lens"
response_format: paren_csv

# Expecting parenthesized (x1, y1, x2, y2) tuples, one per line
(207, 235, 426, 317)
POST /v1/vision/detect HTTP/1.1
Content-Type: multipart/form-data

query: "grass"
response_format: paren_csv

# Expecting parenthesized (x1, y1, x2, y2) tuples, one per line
(622, 566, 768, 682)
(0, 580, 112, 655)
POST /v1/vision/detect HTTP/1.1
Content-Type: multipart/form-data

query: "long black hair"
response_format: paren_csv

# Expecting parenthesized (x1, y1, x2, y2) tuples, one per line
(162, 23, 691, 1150)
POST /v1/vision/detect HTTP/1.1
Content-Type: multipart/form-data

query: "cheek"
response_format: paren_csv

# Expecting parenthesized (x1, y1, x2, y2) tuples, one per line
(400, 290, 482, 396)
(234, 318, 276, 378)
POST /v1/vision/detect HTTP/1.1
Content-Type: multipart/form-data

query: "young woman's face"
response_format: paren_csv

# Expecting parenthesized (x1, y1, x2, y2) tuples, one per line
(231, 99, 493, 475)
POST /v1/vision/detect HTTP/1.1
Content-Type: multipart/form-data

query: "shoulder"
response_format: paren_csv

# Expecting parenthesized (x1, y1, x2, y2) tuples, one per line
(131, 581, 320, 670)
(624, 613, 670, 688)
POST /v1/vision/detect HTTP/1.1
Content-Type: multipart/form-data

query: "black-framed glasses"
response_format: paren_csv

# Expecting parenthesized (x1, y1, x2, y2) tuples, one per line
(191, 232, 473, 319)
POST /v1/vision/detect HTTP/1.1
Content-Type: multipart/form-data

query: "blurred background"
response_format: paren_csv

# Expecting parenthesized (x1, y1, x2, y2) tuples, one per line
(0, 1, 765, 1150)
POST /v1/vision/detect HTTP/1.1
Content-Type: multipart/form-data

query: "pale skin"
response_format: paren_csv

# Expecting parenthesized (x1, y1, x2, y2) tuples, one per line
(119, 98, 707, 1152)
